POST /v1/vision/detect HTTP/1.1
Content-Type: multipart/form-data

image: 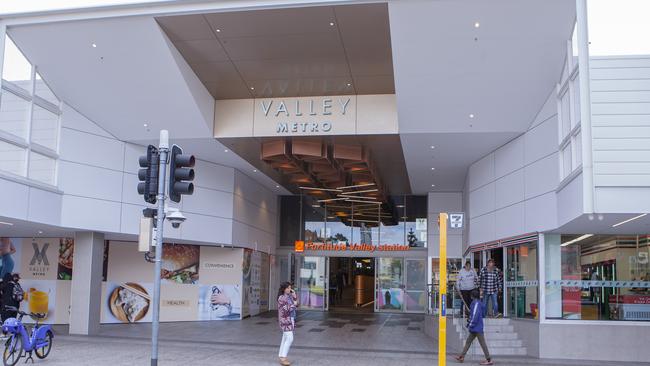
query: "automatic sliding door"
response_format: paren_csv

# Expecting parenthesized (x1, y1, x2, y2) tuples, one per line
(405, 259, 426, 312)
(376, 258, 404, 312)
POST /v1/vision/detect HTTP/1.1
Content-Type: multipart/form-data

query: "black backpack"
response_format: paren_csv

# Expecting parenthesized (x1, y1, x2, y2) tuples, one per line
(11, 282, 24, 303)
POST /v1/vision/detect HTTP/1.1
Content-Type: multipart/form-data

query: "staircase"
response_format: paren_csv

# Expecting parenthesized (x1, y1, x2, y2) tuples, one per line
(452, 318, 527, 356)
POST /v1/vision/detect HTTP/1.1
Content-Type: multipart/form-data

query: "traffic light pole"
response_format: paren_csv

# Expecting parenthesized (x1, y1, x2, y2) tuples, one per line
(151, 130, 169, 366)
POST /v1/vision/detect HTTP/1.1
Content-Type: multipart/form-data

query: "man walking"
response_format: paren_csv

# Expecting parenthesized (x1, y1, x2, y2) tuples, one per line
(454, 289, 494, 365)
(457, 261, 478, 317)
(479, 259, 502, 318)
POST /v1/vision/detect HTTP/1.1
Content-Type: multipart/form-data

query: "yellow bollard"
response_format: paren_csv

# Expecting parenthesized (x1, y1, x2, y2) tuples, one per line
(438, 213, 448, 366)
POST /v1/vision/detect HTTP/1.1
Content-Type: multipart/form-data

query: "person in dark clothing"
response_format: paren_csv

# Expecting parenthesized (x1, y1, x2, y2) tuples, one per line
(455, 289, 493, 365)
(335, 269, 345, 304)
(0, 273, 22, 321)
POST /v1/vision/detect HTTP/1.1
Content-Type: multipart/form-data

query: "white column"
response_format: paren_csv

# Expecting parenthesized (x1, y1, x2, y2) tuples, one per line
(70, 232, 104, 335)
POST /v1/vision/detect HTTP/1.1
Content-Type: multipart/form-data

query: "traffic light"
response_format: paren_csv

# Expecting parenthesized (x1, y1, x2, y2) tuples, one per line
(169, 144, 195, 203)
(137, 145, 159, 204)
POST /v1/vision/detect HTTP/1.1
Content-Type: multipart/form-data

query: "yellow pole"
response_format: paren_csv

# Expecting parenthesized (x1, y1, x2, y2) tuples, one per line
(438, 213, 448, 366)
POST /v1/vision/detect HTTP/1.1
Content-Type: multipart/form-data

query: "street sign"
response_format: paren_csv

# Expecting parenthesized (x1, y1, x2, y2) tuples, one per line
(449, 213, 464, 228)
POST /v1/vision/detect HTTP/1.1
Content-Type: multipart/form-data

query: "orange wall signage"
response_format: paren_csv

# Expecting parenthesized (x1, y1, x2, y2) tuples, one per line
(294, 240, 305, 253)
(296, 242, 410, 252)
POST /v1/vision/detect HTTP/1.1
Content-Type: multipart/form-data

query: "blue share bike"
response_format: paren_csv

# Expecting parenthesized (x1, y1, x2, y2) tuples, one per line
(1, 306, 53, 366)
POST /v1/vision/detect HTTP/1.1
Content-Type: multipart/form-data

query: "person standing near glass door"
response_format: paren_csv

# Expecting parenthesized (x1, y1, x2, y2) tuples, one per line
(479, 259, 503, 318)
(457, 261, 478, 317)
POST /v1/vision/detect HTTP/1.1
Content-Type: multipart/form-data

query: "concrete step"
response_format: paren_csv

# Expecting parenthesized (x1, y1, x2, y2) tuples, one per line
(455, 324, 514, 333)
(453, 318, 511, 325)
(466, 345, 528, 356)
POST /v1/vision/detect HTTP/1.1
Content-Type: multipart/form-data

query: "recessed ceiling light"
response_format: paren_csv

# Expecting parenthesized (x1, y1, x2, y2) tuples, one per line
(216, 29, 221, 33)
(431, 167, 435, 170)
(250, 86, 255, 90)
(0, 221, 13, 226)
(431, 184, 436, 187)
(276, 185, 280, 188)
(224, 149, 229, 153)
(469, 113, 475, 119)
(346, 83, 351, 87)
(143, 123, 148, 127)
(38, 230, 43, 234)
(92, 43, 97, 48)
(474, 22, 480, 28)
(430, 145, 435, 149)
(253, 169, 257, 172)
(329, 22, 335, 26)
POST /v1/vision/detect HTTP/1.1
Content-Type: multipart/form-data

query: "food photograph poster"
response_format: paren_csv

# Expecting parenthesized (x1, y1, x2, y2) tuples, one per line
(0, 237, 271, 325)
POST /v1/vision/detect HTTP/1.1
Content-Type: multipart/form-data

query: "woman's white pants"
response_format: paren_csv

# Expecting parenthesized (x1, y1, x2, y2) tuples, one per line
(279, 331, 294, 357)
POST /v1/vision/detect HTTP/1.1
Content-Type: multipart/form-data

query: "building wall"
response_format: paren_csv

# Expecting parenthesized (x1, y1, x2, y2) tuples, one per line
(466, 92, 560, 246)
(427, 192, 463, 258)
(539, 322, 649, 362)
(590, 56, 650, 213)
(232, 170, 279, 253)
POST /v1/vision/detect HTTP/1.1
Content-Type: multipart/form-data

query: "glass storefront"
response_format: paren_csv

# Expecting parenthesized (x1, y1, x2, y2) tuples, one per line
(297, 256, 328, 310)
(545, 234, 650, 321)
(376, 257, 404, 311)
(505, 241, 539, 319)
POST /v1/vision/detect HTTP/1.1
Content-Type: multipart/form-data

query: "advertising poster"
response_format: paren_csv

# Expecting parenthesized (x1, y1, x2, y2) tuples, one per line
(377, 288, 404, 310)
(20, 238, 58, 281)
(161, 244, 200, 284)
(19, 279, 58, 324)
(58, 238, 74, 280)
(242, 249, 253, 317)
(197, 284, 242, 320)
(102, 282, 154, 323)
(160, 283, 199, 321)
(260, 253, 270, 312)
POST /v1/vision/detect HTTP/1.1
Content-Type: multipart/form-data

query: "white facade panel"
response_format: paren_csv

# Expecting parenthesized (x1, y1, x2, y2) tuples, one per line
(27, 187, 62, 225)
(182, 186, 234, 219)
(494, 202, 525, 239)
(428, 233, 462, 258)
(119, 203, 141, 235)
(0, 177, 29, 220)
(556, 174, 583, 227)
(469, 182, 495, 219)
(122, 143, 146, 174)
(180, 212, 233, 244)
(595, 187, 650, 213)
(495, 169, 525, 209)
(524, 191, 558, 233)
(233, 194, 276, 235)
(494, 136, 525, 178)
(233, 171, 277, 214)
(59, 128, 125, 171)
(524, 117, 557, 165)
(120, 173, 141, 206)
(469, 213, 496, 245)
(61, 195, 121, 233)
(58, 161, 123, 202)
(524, 153, 559, 199)
(193, 159, 234, 193)
(468, 153, 494, 191)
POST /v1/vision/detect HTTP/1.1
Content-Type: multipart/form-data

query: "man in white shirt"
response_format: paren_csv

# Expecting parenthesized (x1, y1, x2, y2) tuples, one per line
(457, 261, 478, 317)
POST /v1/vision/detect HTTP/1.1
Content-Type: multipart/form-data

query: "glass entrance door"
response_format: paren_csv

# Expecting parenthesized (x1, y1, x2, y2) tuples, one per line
(375, 258, 404, 312)
(296, 256, 329, 310)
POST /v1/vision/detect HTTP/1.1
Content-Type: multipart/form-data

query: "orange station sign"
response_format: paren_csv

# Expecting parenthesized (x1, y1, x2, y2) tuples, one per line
(295, 242, 410, 252)
(294, 240, 305, 253)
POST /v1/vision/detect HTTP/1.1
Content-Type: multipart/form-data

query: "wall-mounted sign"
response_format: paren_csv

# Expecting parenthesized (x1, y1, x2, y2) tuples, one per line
(255, 96, 355, 136)
(294, 240, 305, 253)
(296, 242, 411, 252)
(449, 213, 464, 229)
(214, 94, 398, 138)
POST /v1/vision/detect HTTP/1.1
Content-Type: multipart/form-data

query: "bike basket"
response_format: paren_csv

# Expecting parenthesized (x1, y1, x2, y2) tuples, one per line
(1, 318, 20, 333)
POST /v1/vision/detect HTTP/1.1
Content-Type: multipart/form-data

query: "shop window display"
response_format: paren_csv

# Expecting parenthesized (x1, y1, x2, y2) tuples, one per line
(505, 242, 539, 319)
(545, 234, 650, 321)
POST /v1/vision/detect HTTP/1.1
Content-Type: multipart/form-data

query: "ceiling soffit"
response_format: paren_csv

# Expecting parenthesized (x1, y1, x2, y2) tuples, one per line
(156, 3, 394, 99)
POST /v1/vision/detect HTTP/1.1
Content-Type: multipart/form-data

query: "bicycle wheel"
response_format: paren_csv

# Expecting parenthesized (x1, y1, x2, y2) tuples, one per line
(2, 336, 22, 366)
(34, 331, 53, 359)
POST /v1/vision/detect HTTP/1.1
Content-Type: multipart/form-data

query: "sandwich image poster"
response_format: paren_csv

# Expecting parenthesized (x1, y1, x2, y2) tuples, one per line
(57, 238, 74, 280)
(161, 244, 199, 284)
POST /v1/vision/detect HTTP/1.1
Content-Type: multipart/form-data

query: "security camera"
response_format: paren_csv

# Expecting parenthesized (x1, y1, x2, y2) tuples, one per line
(166, 209, 186, 229)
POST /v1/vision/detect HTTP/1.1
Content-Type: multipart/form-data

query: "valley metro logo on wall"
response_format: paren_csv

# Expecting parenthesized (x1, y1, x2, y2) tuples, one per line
(257, 96, 353, 135)
(28, 241, 51, 278)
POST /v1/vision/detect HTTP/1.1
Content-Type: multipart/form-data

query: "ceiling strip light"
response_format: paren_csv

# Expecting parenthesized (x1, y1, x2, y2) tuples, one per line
(348, 219, 380, 223)
(317, 198, 349, 203)
(612, 213, 647, 228)
(560, 234, 594, 247)
(0, 221, 14, 226)
(345, 199, 382, 205)
(337, 183, 376, 190)
(339, 188, 378, 194)
(299, 186, 342, 193)
(338, 195, 377, 200)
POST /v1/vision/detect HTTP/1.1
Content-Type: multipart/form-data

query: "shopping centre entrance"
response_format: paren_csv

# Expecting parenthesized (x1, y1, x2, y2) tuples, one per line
(295, 255, 427, 314)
